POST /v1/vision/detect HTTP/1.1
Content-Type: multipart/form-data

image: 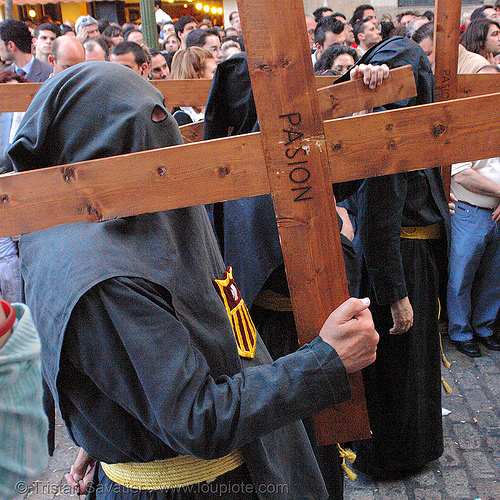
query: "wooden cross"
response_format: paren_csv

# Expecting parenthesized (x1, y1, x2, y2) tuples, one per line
(1, 0, 500, 445)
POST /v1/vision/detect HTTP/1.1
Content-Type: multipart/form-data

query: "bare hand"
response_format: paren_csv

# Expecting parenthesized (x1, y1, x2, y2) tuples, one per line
(350, 63, 390, 89)
(390, 296, 413, 334)
(449, 192, 458, 216)
(76, 27, 88, 43)
(65, 448, 96, 495)
(493, 204, 500, 223)
(319, 297, 379, 373)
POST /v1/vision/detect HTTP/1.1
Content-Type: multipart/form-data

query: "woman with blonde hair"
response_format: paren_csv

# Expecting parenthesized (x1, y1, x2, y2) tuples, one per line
(170, 47, 217, 125)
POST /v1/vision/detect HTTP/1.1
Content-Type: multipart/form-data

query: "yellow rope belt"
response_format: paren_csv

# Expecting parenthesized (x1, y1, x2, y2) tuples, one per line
(400, 222, 442, 240)
(100, 450, 244, 490)
(253, 289, 293, 312)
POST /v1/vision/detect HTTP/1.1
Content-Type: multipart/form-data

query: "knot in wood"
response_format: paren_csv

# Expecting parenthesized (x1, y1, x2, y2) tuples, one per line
(157, 166, 167, 176)
(332, 141, 343, 153)
(62, 166, 75, 183)
(432, 124, 447, 137)
(385, 123, 394, 131)
(387, 140, 397, 150)
(1, 194, 9, 204)
(329, 96, 340, 110)
(257, 62, 273, 72)
(218, 165, 231, 178)
(79, 202, 103, 222)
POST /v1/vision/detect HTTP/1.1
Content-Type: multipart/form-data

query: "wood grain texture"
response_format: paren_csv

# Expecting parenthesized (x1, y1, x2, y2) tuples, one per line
(457, 74, 500, 98)
(433, 0, 460, 102)
(317, 65, 416, 119)
(0, 82, 41, 112)
(0, 133, 267, 237)
(179, 121, 205, 143)
(433, 0, 461, 192)
(326, 92, 500, 183)
(0, 68, 415, 116)
(238, 0, 370, 444)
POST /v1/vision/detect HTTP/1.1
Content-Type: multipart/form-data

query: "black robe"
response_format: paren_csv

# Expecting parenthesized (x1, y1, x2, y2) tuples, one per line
(341, 37, 450, 478)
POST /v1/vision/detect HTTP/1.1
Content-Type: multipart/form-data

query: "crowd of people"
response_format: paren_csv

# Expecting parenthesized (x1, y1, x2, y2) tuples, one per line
(0, 2, 499, 500)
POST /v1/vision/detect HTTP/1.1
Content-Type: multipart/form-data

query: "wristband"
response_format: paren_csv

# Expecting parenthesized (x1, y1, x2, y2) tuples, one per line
(0, 300, 16, 338)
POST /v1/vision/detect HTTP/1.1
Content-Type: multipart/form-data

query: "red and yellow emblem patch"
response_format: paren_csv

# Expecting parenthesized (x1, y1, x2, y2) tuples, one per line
(213, 267, 257, 359)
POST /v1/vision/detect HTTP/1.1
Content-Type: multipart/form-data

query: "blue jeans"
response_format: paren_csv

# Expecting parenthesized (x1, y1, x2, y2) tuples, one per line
(447, 201, 500, 341)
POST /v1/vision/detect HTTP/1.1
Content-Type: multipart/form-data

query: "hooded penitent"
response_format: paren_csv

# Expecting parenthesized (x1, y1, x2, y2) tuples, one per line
(7, 62, 352, 499)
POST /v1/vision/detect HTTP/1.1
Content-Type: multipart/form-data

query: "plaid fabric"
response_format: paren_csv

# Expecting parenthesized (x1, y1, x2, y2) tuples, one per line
(0, 304, 49, 499)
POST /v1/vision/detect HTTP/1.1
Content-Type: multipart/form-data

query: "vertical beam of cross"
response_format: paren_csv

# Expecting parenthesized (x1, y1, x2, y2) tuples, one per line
(237, 0, 370, 444)
(433, 0, 461, 193)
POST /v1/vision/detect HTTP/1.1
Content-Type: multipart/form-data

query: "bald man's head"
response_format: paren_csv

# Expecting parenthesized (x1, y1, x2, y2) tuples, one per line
(49, 35, 85, 74)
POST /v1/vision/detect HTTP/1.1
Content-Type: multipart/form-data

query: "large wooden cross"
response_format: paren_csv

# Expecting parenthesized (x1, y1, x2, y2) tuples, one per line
(1, 0, 500, 445)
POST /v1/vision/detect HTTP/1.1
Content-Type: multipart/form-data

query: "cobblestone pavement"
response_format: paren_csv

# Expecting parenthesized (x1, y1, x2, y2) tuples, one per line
(16, 335, 500, 500)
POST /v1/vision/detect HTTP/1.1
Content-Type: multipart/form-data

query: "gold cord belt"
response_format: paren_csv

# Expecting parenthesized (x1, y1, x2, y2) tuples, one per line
(252, 288, 293, 312)
(400, 222, 442, 240)
(101, 450, 244, 490)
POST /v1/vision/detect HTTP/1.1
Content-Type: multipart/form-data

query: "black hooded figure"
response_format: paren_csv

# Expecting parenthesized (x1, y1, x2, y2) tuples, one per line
(338, 37, 450, 479)
(5, 62, 358, 499)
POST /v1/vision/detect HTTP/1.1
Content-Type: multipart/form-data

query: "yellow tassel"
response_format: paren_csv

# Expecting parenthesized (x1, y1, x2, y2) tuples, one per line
(439, 332, 451, 369)
(337, 444, 357, 481)
(441, 376, 452, 394)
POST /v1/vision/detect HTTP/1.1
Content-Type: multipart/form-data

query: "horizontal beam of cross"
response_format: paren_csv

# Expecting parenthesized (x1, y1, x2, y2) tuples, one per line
(1, 90, 499, 238)
(3, 67, 496, 113)
(326, 91, 500, 182)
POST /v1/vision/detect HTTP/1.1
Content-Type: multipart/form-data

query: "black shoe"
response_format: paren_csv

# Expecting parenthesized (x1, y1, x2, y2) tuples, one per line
(477, 335, 500, 351)
(452, 339, 482, 357)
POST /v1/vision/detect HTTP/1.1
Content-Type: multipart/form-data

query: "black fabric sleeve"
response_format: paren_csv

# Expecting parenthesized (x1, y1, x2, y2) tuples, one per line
(61, 277, 351, 461)
(357, 173, 408, 305)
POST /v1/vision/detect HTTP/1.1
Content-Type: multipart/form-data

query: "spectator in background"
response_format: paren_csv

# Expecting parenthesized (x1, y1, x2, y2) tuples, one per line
(161, 20, 176, 38)
(312, 6, 334, 23)
(49, 35, 85, 74)
(0, 19, 52, 81)
(110, 41, 150, 79)
(229, 11, 242, 33)
(175, 16, 197, 49)
(186, 28, 222, 63)
(83, 37, 109, 61)
(406, 16, 430, 38)
(155, 0, 172, 26)
(121, 21, 139, 34)
(124, 29, 144, 45)
(353, 19, 381, 55)
(399, 11, 419, 27)
(32, 22, 60, 65)
(224, 27, 239, 39)
(170, 47, 216, 124)
(380, 18, 396, 39)
(103, 25, 123, 46)
(313, 16, 347, 65)
(150, 50, 169, 79)
(461, 18, 500, 64)
(75, 15, 99, 43)
(471, 5, 499, 22)
(221, 39, 241, 61)
(349, 4, 377, 25)
(334, 13, 356, 46)
(314, 44, 359, 75)
(305, 15, 317, 51)
(162, 33, 180, 53)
